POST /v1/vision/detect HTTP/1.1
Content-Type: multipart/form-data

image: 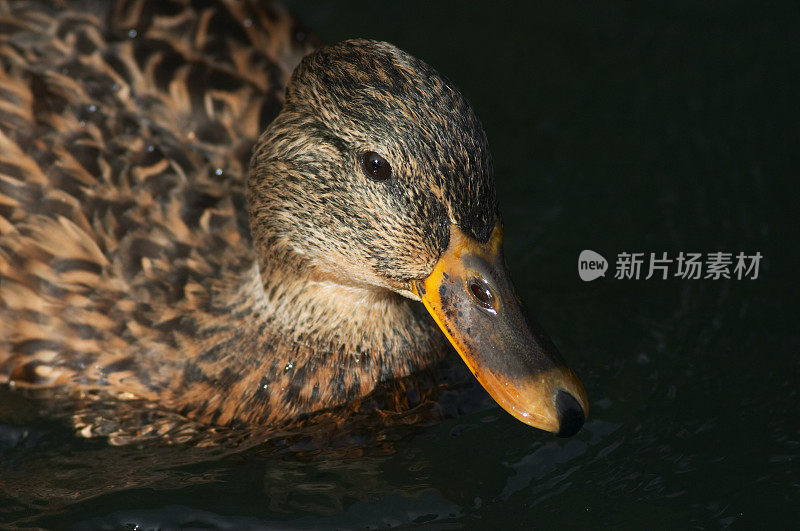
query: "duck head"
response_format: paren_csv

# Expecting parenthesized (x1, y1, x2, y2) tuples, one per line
(249, 40, 587, 436)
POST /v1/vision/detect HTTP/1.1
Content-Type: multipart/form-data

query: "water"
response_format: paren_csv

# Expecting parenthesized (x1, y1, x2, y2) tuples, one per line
(2, 1, 798, 528)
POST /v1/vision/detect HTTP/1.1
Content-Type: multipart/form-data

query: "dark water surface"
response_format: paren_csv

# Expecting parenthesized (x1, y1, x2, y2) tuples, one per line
(2, 1, 798, 528)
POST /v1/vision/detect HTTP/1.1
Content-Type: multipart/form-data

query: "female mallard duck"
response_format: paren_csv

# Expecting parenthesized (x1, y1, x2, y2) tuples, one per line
(0, 0, 587, 438)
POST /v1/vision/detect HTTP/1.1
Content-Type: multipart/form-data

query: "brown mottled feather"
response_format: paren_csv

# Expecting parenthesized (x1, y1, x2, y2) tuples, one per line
(0, 0, 326, 425)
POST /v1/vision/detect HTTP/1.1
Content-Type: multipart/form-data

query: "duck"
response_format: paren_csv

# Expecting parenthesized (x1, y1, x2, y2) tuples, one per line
(0, 0, 588, 439)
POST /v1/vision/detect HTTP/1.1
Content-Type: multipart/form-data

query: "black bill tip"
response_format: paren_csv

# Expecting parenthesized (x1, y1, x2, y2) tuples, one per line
(556, 389, 586, 437)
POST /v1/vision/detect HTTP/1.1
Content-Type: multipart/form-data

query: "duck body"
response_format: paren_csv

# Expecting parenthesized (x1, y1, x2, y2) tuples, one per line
(0, 1, 588, 437)
(0, 0, 446, 429)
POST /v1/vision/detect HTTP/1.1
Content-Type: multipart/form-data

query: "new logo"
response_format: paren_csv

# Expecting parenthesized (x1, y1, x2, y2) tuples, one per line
(578, 250, 608, 281)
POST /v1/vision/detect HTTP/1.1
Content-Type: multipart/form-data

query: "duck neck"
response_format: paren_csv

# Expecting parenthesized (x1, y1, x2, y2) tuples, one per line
(253, 247, 442, 362)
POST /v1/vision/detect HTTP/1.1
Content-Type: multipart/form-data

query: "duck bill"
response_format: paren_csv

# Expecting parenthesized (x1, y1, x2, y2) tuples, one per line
(412, 224, 588, 436)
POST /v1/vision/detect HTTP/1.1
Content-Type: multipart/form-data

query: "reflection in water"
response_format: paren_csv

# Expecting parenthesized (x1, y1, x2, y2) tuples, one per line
(0, 354, 607, 528)
(499, 420, 618, 502)
(0, 361, 476, 527)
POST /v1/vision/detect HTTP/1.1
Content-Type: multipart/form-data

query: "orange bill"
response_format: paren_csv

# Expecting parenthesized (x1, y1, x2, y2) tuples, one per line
(412, 224, 588, 436)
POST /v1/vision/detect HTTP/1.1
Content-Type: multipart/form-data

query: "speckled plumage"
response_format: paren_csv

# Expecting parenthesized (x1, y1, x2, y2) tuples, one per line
(0, 1, 499, 437)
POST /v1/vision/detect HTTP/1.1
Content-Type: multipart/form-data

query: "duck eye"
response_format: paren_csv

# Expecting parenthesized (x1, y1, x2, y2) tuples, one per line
(361, 151, 392, 181)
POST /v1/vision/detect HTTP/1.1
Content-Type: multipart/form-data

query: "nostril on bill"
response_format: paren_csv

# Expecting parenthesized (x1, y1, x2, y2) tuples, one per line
(467, 276, 496, 312)
(555, 389, 586, 437)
